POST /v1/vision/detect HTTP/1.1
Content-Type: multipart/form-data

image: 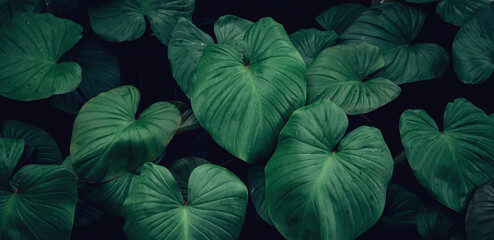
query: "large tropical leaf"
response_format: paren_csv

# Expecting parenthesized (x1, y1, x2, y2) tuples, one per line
(191, 17, 306, 163)
(436, 0, 494, 26)
(248, 166, 273, 226)
(400, 98, 494, 211)
(70, 85, 181, 182)
(453, 6, 494, 84)
(341, 3, 449, 84)
(0, 0, 45, 25)
(416, 206, 466, 240)
(265, 99, 393, 240)
(465, 178, 494, 240)
(123, 163, 248, 240)
(0, 138, 77, 240)
(289, 28, 338, 66)
(0, 13, 82, 101)
(88, 0, 195, 44)
(48, 38, 121, 114)
(0, 120, 62, 165)
(316, 3, 366, 35)
(307, 41, 401, 114)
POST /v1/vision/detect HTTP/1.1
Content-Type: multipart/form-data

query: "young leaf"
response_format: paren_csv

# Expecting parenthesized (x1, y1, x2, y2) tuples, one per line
(0, 13, 82, 101)
(316, 3, 366, 35)
(307, 41, 401, 114)
(123, 163, 248, 240)
(400, 98, 494, 211)
(191, 17, 306, 163)
(88, 0, 195, 44)
(453, 6, 494, 84)
(70, 85, 181, 182)
(265, 99, 393, 240)
(341, 3, 449, 84)
(289, 28, 338, 65)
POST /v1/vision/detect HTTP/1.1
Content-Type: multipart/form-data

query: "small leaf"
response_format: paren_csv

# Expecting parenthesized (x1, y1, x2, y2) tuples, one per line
(289, 28, 338, 65)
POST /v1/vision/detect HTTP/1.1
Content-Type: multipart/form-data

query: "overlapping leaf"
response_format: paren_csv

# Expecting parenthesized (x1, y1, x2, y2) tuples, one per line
(248, 166, 273, 226)
(0, 13, 82, 100)
(265, 99, 393, 240)
(316, 3, 366, 35)
(465, 178, 494, 240)
(191, 17, 306, 163)
(400, 98, 494, 211)
(289, 28, 338, 65)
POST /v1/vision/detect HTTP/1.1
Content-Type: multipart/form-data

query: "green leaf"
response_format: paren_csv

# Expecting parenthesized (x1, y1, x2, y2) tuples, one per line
(169, 157, 209, 201)
(168, 18, 214, 98)
(0, 120, 62, 165)
(248, 166, 273, 226)
(289, 28, 338, 65)
(307, 42, 401, 114)
(465, 178, 494, 240)
(417, 206, 466, 240)
(123, 163, 248, 240)
(70, 85, 181, 182)
(400, 98, 494, 211)
(171, 101, 200, 133)
(406, 0, 436, 2)
(0, 0, 45, 26)
(88, 0, 195, 44)
(0, 139, 77, 240)
(341, 3, 449, 84)
(214, 15, 253, 58)
(191, 17, 306, 163)
(453, 7, 494, 84)
(437, 0, 494, 26)
(265, 99, 394, 240)
(73, 198, 104, 227)
(47, 38, 121, 114)
(316, 3, 366, 35)
(0, 13, 82, 101)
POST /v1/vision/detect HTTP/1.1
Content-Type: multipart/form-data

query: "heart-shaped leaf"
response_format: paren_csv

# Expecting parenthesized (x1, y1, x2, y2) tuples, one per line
(0, 13, 82, 101)
(307, 41, 401, 114)
(48, 38, 121, 115)
(400, 98, 494, 211)
(341, 3, 449, 84)
(88, 0, 195, 44)
(289, 28, 338, 65)
(465, 178, 494, 239)
(0, 120, 62, 165)
(70, 85, 181, 182)
(123, 163, 248, 240)
(169, 157, 209, 201)
(0, 138, 77, 240)
(248, 166, 273, 226)
(416, 206, 466, 240)
(191, 17, 306, 163)
(265, 99, 393, 240)
(316, 3, 366, 35)
(0, 0, 45, 25)
(453, 6, 494, 84)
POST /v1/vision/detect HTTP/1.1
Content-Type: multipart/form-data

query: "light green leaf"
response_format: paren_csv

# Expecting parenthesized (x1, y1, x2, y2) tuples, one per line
(289, 28, 338, 65)
(0, 13, 82, 101)
(168, 17, 214, 98)
(307, 42, 401, 114)
(70, 85, 181, 182)
(341, 3, 449, 84)
(316, 3, 366, 35)
(169, 157, 209, 201)
(0, 120, 62, 165)
(437, 0, 494, 26)
(248, 166, 273, 226)
(0, 139, 77, 240)
(265, 99, 393, 240)
(48, 38, 121, 114)
(191, 17, 306, 163)
(123, 163, 248, 240)
(400, 98, 494, 211)
(453, 7, 494, 84)
(88, 0, 195, 44)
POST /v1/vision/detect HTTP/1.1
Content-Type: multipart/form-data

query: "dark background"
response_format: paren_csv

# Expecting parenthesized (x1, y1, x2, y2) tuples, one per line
(1, 0, 492, 239)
